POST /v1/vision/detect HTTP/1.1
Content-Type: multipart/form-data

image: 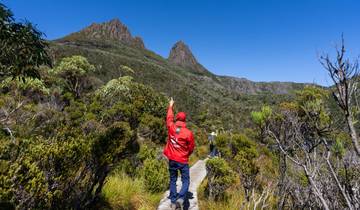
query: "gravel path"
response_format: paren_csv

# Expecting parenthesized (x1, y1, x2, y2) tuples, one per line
(157, 159, 207, 210)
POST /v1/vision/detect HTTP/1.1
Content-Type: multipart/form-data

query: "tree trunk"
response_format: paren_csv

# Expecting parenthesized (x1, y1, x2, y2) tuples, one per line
(325, 153, 353, 210)
(346, 115, 360, 157)
(82, 165, 110, 209)
(303, 167, 330, 210)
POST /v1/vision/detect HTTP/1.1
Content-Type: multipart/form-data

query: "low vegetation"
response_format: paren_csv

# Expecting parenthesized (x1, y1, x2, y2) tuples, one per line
(1, 3, 359, 209)
(99, 172, 162, 210)
(199, 84, 360, 209)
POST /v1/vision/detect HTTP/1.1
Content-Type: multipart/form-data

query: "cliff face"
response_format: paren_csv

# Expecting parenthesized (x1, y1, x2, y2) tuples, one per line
(58, 18, 145, 49)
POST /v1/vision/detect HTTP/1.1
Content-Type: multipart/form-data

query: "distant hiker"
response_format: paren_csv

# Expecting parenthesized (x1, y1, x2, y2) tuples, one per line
(163, 97, 195, 210)
(208, 131, 217, 157)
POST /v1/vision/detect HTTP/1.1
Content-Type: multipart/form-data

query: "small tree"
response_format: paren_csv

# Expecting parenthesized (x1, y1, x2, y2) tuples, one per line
(231, 134, 259, 201)
(53, 55, 95, 98)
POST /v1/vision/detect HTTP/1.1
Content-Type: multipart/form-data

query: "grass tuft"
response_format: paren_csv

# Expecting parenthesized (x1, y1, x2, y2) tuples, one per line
(101, 171, 162, 210)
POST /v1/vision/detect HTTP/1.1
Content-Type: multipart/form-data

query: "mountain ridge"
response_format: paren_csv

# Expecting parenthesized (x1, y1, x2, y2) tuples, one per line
(51, 18, 310, 94)
(54, 18, 314, 87)
(49, 17, 310, 130)
(56, 18, 145, 49)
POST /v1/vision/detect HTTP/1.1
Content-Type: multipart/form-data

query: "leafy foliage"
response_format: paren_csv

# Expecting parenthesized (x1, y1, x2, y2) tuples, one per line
(0, 3, 51, 80)
(258, 86, 360, 209)
(141, 158, 169, 193)
(0, 65, 168, 209)
(0, 77, 50, 95)
(52, 55, 95, 97)
(251, 105, 272, 126)
(213, 133, 263, 200)
(205, 157, 236, 201)
(2, 4, 358, 209)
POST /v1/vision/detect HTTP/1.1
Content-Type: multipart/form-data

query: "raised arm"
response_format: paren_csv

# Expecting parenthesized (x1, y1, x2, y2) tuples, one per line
(166, 98, 175, 129)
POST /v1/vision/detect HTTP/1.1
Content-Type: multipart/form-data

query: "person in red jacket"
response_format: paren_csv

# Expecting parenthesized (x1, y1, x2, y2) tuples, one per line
(163, 97, 195, 209)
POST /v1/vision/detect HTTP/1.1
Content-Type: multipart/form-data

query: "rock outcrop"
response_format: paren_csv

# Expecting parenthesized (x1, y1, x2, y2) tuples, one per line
(61, 18, 145, 49)
(168, 41, 208, 74)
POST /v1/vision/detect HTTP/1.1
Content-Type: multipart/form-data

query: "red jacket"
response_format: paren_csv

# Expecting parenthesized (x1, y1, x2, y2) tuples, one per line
(163, 106, 195, 164)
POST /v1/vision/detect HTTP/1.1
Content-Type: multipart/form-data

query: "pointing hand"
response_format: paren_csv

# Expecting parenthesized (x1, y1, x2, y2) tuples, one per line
(169, 97, 175, 107)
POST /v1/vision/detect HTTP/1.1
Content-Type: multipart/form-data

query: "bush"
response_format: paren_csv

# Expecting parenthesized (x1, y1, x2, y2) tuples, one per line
(205, 157, 236, 201)
(0, 72, 169, 209)
(141, 158, 169, 193)
(0, 136, 91, 209)
(212, 133, 261, 201)
(138, 113, 166, 144)
(214, 134, 232, 158)
(0, 77, 50, 95)
(136, 144, 157, 163)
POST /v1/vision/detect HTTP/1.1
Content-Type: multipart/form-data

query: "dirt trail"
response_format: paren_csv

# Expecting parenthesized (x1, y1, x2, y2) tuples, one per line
(157, 159, 207, 210)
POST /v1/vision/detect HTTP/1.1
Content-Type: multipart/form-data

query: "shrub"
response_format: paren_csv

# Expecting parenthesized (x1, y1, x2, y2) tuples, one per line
(0, 135, 91, 209)
(205, 157, 236, 201)
(251, 106, 272, 127)
(0, 72, 168, 209)
(141, 158, 169, 193)
(212, 133, 262, 201)
(0, 77, 50, 95)
(214, 134, 232, 158)
(138, 113, 166, 144)
(136, 144, 157, 163)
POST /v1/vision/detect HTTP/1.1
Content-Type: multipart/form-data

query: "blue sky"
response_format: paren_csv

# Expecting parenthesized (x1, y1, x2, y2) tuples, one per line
(3, 0, 360, 86)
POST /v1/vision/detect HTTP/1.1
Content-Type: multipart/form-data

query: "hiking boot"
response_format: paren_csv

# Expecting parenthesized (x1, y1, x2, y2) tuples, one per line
(176, 198, 184, 210)
(170, 203, 177, 210)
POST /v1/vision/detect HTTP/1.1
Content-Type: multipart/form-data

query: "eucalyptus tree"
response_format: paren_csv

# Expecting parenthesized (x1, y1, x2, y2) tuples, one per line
(0, 3, 51, 81)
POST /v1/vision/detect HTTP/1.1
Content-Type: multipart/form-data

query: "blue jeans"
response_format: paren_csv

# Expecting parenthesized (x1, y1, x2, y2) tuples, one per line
(168, 160, 190, 204)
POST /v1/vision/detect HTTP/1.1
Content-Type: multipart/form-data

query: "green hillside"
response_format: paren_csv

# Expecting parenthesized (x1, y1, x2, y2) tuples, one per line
(2, 4, 360, 209)
(49, 19, 308, 131)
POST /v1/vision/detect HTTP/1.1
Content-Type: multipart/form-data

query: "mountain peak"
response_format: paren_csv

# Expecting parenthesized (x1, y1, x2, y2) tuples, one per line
(108, 18, 122, 25)
(168, 41, 197, 66)
(168, 41, 208, 74)
(61, 18, 145, 49)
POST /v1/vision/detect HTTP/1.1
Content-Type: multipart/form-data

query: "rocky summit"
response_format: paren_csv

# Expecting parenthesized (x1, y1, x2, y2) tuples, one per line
(59, 18, 145, 49)
(168, 41, 209, 74)
(168, 41, 198, 67)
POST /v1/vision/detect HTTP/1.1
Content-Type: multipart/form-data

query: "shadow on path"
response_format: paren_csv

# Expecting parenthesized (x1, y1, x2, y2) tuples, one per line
(183, 192, 194, 210)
